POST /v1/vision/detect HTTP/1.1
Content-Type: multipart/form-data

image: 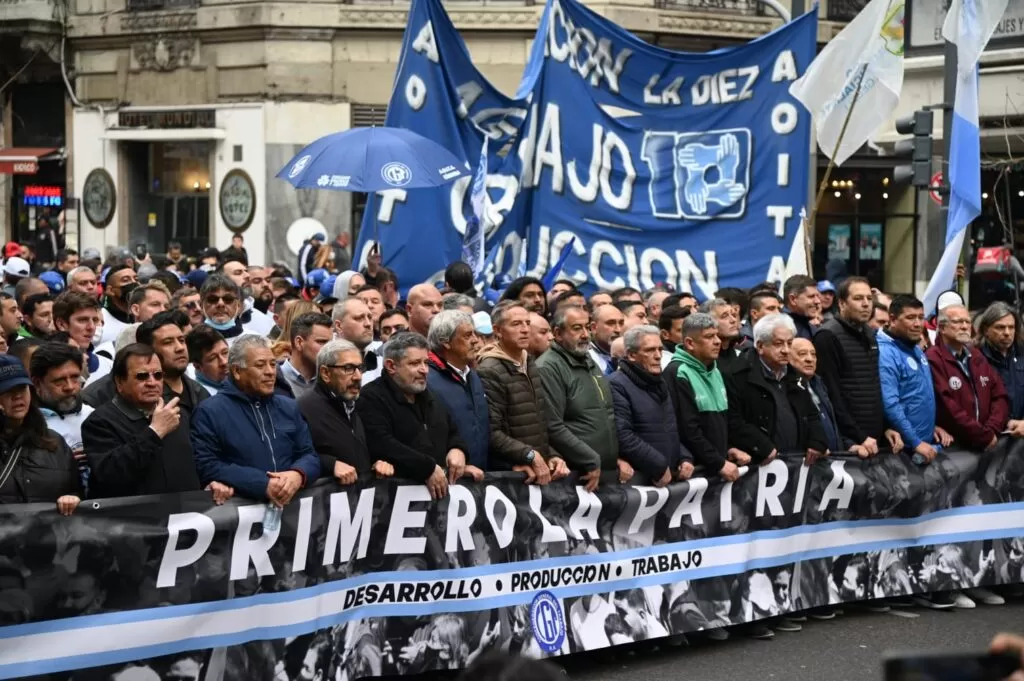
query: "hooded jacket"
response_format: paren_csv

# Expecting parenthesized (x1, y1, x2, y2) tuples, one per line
(664, 348, 730, 472)
(877, 330, 936, 450)
(476, 344, 558, 469)
(535, 342, 618, 472)
(191, 380, 320, 501)
(926, 342, 1010, 450)
(426, 352, 489, 469)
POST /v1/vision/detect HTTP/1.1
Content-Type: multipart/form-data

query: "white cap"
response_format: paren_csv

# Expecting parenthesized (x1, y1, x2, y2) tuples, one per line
(936, 290, 965, 312)
(3, 257, 30, 278)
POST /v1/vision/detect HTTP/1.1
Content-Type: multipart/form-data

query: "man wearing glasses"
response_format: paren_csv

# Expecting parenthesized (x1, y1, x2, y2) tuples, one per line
(198, 274, 246, 343)
(296, 338, 394, 485)
(83, 343, 209, 498)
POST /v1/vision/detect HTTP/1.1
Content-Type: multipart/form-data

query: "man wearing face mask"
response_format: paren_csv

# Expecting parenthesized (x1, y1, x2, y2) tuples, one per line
(99, 263, 138, 345)
(297, 339, 394, 484)
(198, 274, 246, 342)
(219, 260, 275, 336)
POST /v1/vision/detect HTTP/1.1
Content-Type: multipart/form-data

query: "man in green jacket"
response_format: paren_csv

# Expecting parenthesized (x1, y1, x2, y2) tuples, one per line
(536, 304, 630, 491)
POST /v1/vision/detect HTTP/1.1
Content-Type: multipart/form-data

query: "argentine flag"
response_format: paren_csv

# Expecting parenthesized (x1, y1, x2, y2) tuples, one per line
(922, 0, 1008, 315)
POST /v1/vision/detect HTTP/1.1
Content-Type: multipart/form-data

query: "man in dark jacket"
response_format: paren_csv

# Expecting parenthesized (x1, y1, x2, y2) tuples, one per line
(977, 302, 1024, 427)
(664, 313, 742, 480)
(83, 343, 206, 497)
(813, 276, 896, 455)
(425, 310, 488, 473)
(477, 302, 569, 483)
(610, 325, 693, 486)
(537, 306, 623, 491)
(297, 339, 393, 483)
(782, 275, 820, 340)
(790, 338, 868, 456)
(191, 334, 320, 505)
(727, 314, 828, 465)
(356, 332, 468, 500)
(926, 304, 1010, 451)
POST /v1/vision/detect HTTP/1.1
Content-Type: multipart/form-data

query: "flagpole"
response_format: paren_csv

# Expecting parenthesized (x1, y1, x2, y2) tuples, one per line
(802, 62, 870, 273)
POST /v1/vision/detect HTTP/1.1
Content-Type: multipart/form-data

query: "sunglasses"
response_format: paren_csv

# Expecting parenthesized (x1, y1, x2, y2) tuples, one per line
(135, 371, 164, 381)
(205, 294, 238, 305)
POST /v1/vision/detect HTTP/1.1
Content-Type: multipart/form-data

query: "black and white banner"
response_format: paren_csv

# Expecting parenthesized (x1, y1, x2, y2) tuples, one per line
(2, 446, 1024, 680)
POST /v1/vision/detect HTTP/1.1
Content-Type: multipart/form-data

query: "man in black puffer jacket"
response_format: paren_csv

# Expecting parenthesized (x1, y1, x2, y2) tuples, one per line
(609, 326, 693, 485)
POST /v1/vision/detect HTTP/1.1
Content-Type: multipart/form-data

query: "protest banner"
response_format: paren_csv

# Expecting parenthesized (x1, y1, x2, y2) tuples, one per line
(1, 446, 1023, 680)
(354, 0, 817, 296)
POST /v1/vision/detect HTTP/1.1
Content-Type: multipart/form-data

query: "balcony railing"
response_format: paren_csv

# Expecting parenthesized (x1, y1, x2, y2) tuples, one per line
(827, 0, 869, 22)
(0, 0, 60, 24)
(654, 0, 766, 14)
(125, 0, 198, 11)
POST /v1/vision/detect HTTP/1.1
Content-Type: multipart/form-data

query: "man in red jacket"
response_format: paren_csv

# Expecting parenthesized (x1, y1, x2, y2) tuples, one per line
(926, 304, 1010, 451)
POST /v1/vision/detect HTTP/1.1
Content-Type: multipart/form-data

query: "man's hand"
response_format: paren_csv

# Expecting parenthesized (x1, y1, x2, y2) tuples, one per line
(915, 441, 938, 463)
(761, 449, 778, 465)
(56, 495, 80, 516)
(513, 464, 537, 484)
(1008, 420, 1024, 438)
(333, 460, 358, 485)
(987, 434, 1000, 451)
(678, 461, 695, 480)
(727, 448, 751, 465)
(719, 460, 740, 482)
(862, 437, 880, 456)
(850, 444, 870, 458)
(267, 470, 303, 506)
(464, 464, 485, 482)
(372, 460, 394, 478)
(934, 426, 954, 447)
(149, 397, 181, 439)
(446, 449, 466, 483)
(548, 457, 570, 480)
(205, 482, 234, 505)
(804, 448, 826, 466)
(884, 429, 904, 452)
(426, 465, 448, 499)
(654, 468, 672, 487)
(580, 468, 600, 492)
(989, 633, 1024, 681)
(531, 452, 552, 486)
(616, 458, 634, 484)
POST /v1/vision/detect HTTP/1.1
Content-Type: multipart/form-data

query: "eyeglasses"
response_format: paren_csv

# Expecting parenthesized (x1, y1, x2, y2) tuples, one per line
(205, 295, 238, 306)
(325, 363, 363, 375)
(134, 371, 164, 382)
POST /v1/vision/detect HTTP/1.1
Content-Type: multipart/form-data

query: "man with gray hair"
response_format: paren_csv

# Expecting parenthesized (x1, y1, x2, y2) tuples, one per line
(357, 332, 468, 499)
(426, 310, 488, 474)
(725, 313, 828, 465)
(701, 297, 748, 373)
(609, 325, 693, 486)
(297, 339, 393, 485)
(977, 302, 1024, 425)
(192, 334, 321, 505)
(332, 298, 381, 385)
(66, 265, 99, 298)
(441, 293, 475, 315)
(537, 305, 623, 489)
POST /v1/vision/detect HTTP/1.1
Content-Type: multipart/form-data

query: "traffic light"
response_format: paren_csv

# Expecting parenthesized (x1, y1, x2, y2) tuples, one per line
(893, 110, 934, 188)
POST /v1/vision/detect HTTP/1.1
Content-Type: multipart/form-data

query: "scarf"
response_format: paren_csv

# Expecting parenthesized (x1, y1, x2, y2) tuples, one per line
(619, 360, 667, 400)
(103, 296, 132, 324)
(672, 347, 727, 412)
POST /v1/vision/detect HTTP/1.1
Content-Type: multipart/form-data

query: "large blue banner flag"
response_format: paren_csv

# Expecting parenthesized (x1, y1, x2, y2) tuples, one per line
(356, 0, 817, 297)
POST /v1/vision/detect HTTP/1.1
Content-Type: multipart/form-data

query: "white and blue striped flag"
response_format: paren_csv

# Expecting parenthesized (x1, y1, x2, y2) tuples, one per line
(463, 136, 489, 277)
(922, 0, 1008, 314)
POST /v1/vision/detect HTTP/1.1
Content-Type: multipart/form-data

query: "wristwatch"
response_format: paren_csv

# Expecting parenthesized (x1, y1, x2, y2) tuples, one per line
(525, 450, 536, 464)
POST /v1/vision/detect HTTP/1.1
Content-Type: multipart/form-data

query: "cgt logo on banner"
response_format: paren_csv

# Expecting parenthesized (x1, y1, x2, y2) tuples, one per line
(355, 0, 817, 296)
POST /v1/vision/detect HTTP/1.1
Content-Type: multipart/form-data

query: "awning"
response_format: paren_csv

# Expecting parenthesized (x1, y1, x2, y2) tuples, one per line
(0, 147, 62, 175)
(101, 129, 226, 142)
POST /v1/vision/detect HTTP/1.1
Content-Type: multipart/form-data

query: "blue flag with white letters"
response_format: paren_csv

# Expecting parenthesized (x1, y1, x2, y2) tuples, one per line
(356, 0, 817, 297)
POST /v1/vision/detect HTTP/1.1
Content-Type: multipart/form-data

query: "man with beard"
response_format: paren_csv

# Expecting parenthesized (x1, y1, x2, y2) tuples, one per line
(31, 342, 95, 495)
(588, 303, 624, 375)
(537, 306, 622, 489)
(173, 286, 204, 328)
(501, 277, 547, 316)
(199, 275, 246, 343)
(249, 266, 274, 314)
(220, 260, 275, 336)
(703, 297, 747, 373)
(357, 332, 467, 500)
(297, 338, 394, 483)
(814, 276, 901, 456)
(99, 263, 138, 345)
(18, 293, 54, 339)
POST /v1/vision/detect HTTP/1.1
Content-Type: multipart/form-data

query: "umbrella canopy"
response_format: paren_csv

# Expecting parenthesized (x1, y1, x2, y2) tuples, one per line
(276, 126, 468, 192)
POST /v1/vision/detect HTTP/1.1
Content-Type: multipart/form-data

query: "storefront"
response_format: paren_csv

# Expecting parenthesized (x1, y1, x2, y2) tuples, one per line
(0, 147, 66, 245)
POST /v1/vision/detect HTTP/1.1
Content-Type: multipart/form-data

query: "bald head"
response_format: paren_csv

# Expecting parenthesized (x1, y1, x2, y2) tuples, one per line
(790, 337, 816, 378)
(407, 284, 442, 335)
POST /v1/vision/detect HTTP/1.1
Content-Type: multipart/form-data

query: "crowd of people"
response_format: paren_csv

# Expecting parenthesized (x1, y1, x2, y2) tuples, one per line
(0, 232, 1021, 639)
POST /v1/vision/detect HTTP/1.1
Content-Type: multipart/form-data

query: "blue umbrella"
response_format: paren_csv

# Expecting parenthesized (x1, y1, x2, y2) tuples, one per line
(276, 127, 468, 192)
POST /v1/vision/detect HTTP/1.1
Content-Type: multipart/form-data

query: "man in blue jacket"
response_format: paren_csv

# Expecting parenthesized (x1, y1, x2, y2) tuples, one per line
(425, 310, 488, 475)
(877, 294, 953, 463)
(191, 334, 321, 505)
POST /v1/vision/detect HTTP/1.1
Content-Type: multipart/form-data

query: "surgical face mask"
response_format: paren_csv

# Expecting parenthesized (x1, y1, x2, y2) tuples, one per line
(92, 322, 104, 346)
(204, 317, 237, 332)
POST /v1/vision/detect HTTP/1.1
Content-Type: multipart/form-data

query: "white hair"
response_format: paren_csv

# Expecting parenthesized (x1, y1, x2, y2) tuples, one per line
(66, 265, 93, 285)
(427, 310, 473, 353)
(227, 334, 272, 368)
(752, 313, 797, 345)
(623, 325, 659, 354)
(316, 338, 359, 373)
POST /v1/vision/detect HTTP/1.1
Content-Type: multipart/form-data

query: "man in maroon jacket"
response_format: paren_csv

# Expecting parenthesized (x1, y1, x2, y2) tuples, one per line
(926, 304, 1010, 451)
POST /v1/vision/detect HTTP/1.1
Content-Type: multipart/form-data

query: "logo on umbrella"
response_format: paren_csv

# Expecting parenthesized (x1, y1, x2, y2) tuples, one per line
(289, 155, 312, 179)
(381, 162, 413, 187)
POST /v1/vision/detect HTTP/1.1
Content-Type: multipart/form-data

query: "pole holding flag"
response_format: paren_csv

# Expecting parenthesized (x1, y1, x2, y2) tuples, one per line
(463, 137, 489, 277)
(921, 0, 1009, 316)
